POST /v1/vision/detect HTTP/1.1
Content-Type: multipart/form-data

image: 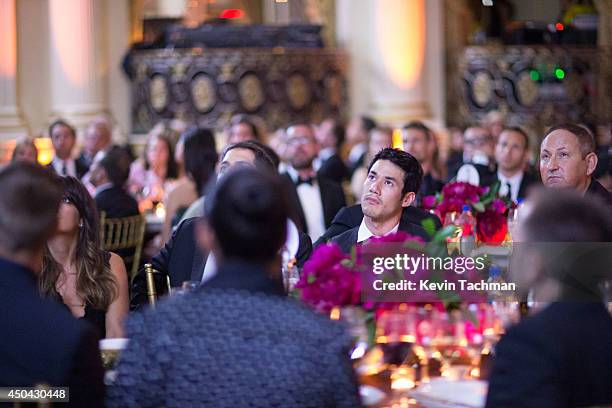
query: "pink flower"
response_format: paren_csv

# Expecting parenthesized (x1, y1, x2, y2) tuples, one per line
(296, 243, 360, 313)
(422, 195, 438, 210)
(490, 198, 507, 214)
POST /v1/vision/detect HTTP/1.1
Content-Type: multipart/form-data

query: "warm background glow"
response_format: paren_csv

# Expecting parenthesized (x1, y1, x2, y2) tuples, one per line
(50, 0, 88, 87)
(0, 0, 17, 77)
(375, 0, 426, 89)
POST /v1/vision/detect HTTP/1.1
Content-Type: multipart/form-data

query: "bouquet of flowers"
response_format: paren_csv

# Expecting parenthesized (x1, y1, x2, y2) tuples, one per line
(294, 229, 489, 346)
(423, 181, 514, 245)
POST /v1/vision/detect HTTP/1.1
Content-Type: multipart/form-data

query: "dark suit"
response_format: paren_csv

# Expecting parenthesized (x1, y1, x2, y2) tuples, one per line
(281, 173, 346, 236)
(586, 179, 612, 211)
(95, 185, 140, 219)
(0, 257, 105, 406)
(110, 261, 362, 407)
(495, 170, 540, 201)
(417, 173, 444, 204)
(486, 302, 612, 408)
(315, 204, 442, 247)
(130, 217, 312, 310)
(45, 158, 89, 179)
(331, 218, 431, 253)
(317, 153, 349, 184)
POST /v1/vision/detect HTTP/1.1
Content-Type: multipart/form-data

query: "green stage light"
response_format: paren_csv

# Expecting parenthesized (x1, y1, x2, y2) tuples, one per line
(555, 68, 565, 80)
(529, 70, 540, 81)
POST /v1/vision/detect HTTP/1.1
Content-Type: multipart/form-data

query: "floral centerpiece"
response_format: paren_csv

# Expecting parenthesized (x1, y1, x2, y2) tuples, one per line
(294, 229, 489, 347)
(423, 181, 514, 245)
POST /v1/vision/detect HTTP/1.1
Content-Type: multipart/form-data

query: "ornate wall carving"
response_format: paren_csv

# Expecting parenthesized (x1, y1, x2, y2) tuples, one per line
(450, 45, 609, 133)
(129, 48, 348, 133)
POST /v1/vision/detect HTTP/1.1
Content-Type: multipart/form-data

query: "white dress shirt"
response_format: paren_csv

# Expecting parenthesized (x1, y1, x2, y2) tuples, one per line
(51, 157, 77, 177)
(497, 170, 524, 203)
(286, 166, 326, 242)
(201, 219, 301, 283)
(357, 218, 400, 243)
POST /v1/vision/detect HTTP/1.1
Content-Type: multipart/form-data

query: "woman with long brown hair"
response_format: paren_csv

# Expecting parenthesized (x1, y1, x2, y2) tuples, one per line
(39, 176, 128, 338)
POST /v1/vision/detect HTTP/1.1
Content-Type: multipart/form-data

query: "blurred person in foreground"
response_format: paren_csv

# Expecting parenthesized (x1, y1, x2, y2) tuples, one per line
(39, 177, 129, 339)
(486, 188, 612, 408)
(109, 168, 361, 407)
(539, 123, 612, 210)
(0, 163, 104, 405)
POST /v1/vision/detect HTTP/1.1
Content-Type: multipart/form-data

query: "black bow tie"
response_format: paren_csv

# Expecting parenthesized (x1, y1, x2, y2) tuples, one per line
(296, 176, 315, 186)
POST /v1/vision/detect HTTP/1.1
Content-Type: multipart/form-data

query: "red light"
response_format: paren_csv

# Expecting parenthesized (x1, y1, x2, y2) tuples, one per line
(555, 23, 564, 31)
(220, 9, 244, 19)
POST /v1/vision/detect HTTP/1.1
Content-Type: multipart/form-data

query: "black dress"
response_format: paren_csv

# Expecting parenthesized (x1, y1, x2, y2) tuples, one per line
(56, 252, 111, 338)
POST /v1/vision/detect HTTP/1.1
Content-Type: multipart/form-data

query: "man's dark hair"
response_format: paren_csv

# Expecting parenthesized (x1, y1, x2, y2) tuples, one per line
(0, 163, 63, 252)
(361, 116, 377, 134)
(183, 127, 219, 194)
(222, 141, 277, 174)
(49, 119, 76, 138)
(99, 146, 132, 186)
(367, 148, 423, 196)
(230, 114, 261, 141)
(502, 126, 530, 150)
(544, 123, 595, 158)
(204, 168, 288, 263)
(403, 120, 432, 140)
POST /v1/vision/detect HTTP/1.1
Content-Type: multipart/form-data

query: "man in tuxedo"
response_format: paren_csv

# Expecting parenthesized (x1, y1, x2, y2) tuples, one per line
(90, 146, 139, 219)
(486, 189, 612, 407)
(109, 168, 361, 407)
(402, 121, 444, 200)
(0, 163, 104, 406)
(494, 127, 539, 202)
(332, 148, 426, 253)
(314, 117, 349, 183)
(47, 119, 88, 178)
(281, 123, 346, 242)
(130, 141, 312, 309)
(540, 123, 612, 210)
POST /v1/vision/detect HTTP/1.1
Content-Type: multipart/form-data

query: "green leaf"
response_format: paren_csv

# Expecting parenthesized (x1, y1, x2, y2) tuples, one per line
(432, 225, 457, 243)
(472, 201, 485, 213)
(422, 218, 436, 238)
(307, 274, 316, 284)
(340, 259, 354, 268)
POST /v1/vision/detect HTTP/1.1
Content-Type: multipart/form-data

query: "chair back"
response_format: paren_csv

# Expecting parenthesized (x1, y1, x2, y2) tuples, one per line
(143, 263, 172, 307)
(100, 212, 146, 281)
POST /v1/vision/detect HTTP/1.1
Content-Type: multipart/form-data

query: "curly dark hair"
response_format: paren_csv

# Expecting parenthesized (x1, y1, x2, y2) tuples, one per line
(39, 177, 117, 310)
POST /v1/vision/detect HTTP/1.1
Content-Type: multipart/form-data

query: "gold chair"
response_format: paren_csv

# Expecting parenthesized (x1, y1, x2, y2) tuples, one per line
(144, 263, 171, 307)
(99, 212, 146, 282)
